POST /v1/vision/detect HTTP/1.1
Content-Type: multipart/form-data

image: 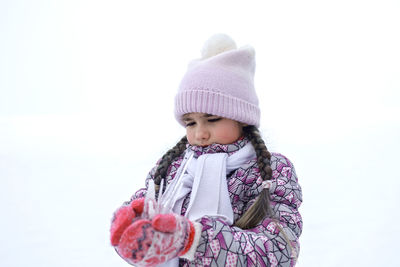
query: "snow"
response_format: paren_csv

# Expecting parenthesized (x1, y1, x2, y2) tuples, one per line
(1, 1, 399, 266)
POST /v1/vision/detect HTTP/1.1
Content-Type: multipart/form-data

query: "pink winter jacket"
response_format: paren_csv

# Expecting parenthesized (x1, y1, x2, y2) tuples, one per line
(124, 138, 302, 266)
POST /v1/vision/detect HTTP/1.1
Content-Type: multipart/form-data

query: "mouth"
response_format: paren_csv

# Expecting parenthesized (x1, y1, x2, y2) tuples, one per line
(198, 143, 211, 147)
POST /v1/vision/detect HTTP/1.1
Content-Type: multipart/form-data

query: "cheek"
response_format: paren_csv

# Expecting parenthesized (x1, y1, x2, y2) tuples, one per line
(185, 129, 195, 144)
(219, 132, 240, 142)
(214, 124, 242, 144)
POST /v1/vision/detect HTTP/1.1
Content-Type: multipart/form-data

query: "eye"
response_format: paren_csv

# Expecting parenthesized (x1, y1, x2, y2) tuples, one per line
(185, 121, 196, 127)
(208, 118, 222, 123)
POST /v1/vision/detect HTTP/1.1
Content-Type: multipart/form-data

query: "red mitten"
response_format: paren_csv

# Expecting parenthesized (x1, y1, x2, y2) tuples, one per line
(110, 198, 145, 246)
(116, 213, 199, 266)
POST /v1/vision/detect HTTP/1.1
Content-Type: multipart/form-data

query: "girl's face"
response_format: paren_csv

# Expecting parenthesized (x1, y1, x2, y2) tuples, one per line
(182, 113, 244, 147)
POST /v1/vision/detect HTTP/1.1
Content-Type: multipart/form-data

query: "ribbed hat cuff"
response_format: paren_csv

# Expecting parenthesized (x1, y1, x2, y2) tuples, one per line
(175, 90, 260, 127)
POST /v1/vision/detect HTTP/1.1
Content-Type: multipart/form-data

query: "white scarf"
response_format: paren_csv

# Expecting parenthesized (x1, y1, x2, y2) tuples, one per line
(158, 142, 256, 267)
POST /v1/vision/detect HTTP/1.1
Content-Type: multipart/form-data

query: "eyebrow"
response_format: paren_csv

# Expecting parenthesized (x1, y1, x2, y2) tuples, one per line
(182, 115, 194, 122)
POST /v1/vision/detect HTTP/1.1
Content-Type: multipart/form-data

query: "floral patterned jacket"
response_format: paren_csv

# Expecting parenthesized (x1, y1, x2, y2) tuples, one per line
(127, 138, 302, 266)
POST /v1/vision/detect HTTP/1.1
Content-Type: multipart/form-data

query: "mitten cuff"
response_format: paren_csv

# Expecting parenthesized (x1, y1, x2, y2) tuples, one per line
(180, 221, 202, 261)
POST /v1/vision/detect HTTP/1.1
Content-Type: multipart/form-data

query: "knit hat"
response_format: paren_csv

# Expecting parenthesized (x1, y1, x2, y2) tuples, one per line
(174, 34, 260, 127)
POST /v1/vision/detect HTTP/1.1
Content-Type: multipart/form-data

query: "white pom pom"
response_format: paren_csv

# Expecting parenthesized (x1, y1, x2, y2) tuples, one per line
(201, 33, 237, 59)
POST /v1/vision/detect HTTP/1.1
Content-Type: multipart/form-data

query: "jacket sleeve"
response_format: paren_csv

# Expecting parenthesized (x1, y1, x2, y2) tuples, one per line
(188, 153, 302, 267)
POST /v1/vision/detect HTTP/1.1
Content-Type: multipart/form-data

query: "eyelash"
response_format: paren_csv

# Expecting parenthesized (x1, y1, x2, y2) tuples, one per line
(184, 118, 221, 127)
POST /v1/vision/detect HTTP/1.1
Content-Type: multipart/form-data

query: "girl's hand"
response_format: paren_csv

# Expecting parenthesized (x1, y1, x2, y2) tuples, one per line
(110, 198, 145, 246)
(115, 213, 198, 267)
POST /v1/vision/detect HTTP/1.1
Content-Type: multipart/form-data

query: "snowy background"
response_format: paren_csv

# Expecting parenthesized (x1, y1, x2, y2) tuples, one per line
(1, 0, 399, 266)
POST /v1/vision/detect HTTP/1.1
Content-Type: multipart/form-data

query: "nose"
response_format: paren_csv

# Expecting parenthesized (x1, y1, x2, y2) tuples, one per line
(195, 125, 210, 143)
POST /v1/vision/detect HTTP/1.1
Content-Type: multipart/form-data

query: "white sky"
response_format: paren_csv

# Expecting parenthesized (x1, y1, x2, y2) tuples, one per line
(1, 1, 399, 266)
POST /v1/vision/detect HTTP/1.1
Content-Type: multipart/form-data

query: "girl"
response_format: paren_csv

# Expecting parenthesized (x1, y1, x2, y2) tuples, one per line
(110, 34, 302, 267)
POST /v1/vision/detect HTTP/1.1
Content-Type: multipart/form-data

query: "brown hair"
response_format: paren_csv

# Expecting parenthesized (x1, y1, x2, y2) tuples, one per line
(240, 126, 297, 259)
(153, 136, 188, 193)
(234, 125, 274, 229)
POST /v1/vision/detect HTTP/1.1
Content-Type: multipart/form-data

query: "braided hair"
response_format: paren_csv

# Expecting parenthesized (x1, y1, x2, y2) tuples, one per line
(237, 126, 297, 258)
(153, 136, 188, 194)
(234, 125, 274, 229)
